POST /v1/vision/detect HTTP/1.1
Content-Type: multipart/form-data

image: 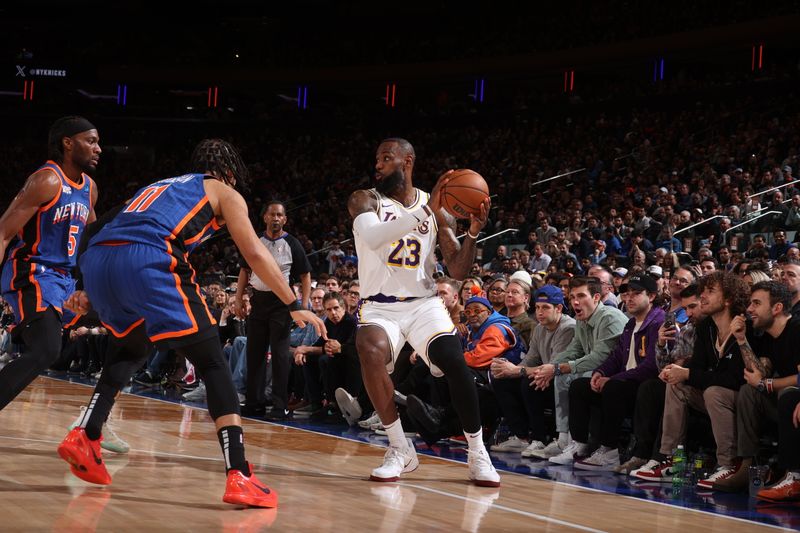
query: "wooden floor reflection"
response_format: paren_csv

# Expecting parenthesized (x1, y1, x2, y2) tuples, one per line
(0, 377, 786, 532)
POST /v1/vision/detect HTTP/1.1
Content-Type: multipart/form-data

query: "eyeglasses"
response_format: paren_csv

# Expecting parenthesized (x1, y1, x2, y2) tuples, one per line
(464, 307, 489, 316)
(489, 287, 506, 294)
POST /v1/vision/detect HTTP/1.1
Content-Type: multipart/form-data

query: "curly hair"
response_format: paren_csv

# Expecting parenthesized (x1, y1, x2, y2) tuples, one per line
(190, 139, 249, 192)
(697, 271, 750, 316)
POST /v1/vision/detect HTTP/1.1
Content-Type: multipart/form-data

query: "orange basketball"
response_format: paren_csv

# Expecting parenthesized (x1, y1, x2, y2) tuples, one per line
(440, 169, 489, 219)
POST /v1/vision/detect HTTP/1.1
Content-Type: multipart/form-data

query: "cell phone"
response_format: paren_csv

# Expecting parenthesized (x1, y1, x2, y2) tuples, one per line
(663, 312, 676, 330)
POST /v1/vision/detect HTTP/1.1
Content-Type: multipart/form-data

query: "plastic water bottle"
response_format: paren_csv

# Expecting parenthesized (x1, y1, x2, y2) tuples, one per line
(672, 445, 686, 487)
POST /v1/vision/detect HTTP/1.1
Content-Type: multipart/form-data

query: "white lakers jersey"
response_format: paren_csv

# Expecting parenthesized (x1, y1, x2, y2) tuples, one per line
(354, 188, 439, 299)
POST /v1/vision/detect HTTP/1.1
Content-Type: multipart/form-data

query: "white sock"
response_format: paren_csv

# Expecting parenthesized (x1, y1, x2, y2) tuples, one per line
(383, 418, 408, 449)
(464, 428, 486, 451)
(558, 432, 570, 449)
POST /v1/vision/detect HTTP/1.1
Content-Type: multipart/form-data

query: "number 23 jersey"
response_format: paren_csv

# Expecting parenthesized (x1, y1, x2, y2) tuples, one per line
(354, 188, 439, 299)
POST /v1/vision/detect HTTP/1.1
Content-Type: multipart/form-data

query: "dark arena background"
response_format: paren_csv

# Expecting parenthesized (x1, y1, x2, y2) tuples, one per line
(1, 2, 799, 531)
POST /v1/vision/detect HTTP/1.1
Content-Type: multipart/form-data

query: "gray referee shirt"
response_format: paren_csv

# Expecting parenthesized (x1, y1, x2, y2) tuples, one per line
(248, 232, 311, 292)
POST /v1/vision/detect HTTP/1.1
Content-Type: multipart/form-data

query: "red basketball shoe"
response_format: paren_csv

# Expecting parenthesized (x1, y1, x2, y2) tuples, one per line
(223, 466, 278, 508)
(57, 428, 112, 485)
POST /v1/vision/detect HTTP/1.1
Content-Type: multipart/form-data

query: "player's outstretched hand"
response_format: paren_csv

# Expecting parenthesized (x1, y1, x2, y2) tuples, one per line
(468, 197, 491, 234)
(291, 309, 328, 340)
(428, 170, 454, 213)
(64, 290, 92, 315)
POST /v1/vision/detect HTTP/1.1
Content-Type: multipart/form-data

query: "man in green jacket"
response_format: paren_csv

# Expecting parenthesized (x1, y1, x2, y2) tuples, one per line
(531, 276, 628, 463)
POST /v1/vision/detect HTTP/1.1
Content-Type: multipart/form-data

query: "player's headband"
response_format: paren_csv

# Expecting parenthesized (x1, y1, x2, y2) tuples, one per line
(59, 117, 96, 137)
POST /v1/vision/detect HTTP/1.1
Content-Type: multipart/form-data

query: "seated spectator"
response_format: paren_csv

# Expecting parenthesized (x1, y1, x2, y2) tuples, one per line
(718, 282, 800, 492)
(486, 276, 508, 314)
(529, 244, 552, 273)
(405, 295, 523, 443)
(587, 265, 619, 308)
(288, 287, 326, 412)
(490, 285, 576, 456)
(530, 276, 627, 463)
(655, 271, 751, 490)
(343, 280, 360, 316)
(436, 277, 464, 326)
(569, 274, 664, 470)
(770, 230, 791, 260)
(294, 292, 359, 420)
(504, 277, 534, 347)
(628, 282, 704, 477)
(779, 259, 800, 315)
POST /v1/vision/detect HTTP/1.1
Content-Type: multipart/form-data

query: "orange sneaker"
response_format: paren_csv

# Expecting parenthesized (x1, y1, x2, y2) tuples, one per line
(223, 468, 278, 508)
(57, 428, 112, 485)
(757, 472, 800, 503)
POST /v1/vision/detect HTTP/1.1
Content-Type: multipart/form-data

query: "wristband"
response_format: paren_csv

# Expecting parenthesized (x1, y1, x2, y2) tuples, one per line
(288, 300, 302, 313)
(467, 229, 480, 240)
(553, 363, 562, 377)
(766, 378, 774, 394)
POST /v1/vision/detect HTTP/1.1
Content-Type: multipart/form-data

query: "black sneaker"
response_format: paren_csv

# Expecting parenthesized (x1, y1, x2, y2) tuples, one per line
(406, 394, 445, 435)
(264, 408, 292, 421)
(133, 370, 161, 387)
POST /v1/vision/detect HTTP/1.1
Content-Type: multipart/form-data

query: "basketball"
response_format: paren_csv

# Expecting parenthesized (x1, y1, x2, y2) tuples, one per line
(440, 169, 490, 219)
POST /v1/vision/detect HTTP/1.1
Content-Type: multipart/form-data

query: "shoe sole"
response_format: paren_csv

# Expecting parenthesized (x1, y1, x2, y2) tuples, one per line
(574, 463, 617, 471)
(756, 494, 800, 503)
(335, 388, 362, 426)
(632, 474, 672, 482)
(472, 478, 501, 488)
(223, 493, 279, 508)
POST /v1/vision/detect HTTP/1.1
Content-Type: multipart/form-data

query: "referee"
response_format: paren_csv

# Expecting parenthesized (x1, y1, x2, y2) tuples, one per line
(236, 200, 311, 419)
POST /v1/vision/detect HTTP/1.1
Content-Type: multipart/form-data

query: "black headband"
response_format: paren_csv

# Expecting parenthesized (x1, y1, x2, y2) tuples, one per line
(58, 117, 96, 137)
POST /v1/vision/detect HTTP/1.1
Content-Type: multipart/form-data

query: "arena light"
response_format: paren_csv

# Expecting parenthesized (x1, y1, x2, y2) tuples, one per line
(752, 43, 764, 71)
(385, 83, 396, 107)
(563, 70, 574, 93)
(22, 79, 34, 100)
(208, 86, 219, 108)
(472, 79, 485, 103)
(117, 84, 128, 106)
(297, 85, 308, 109)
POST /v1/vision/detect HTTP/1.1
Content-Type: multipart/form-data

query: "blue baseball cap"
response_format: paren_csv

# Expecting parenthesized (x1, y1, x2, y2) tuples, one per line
(465, 296, 493, 312)
(534, 285, 564, 306)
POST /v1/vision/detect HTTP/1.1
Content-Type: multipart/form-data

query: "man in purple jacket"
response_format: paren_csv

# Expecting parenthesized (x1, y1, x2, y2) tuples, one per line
(568, 274, 665, 471)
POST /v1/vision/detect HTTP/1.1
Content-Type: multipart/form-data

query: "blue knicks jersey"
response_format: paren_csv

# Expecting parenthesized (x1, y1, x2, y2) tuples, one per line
(8, 161, 92, 270)
(90, 174, 222, 255)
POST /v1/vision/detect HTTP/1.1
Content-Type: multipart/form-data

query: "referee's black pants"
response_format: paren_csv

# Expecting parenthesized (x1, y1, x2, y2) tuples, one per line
(245, 291, 292, 411)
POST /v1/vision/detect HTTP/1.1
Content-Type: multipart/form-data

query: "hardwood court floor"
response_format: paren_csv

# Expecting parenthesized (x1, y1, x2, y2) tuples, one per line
(0, 376, 795, 532)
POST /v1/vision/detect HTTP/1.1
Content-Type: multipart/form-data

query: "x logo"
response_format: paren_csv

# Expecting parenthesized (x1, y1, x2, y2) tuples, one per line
(15, 65, 26, 77)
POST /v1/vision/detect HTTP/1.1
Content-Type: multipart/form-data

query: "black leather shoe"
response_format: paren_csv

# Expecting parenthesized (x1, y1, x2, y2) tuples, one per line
(406, 394, 445, 435)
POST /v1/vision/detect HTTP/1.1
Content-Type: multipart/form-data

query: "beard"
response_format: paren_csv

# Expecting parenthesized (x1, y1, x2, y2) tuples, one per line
(376, 168, 405, 196)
